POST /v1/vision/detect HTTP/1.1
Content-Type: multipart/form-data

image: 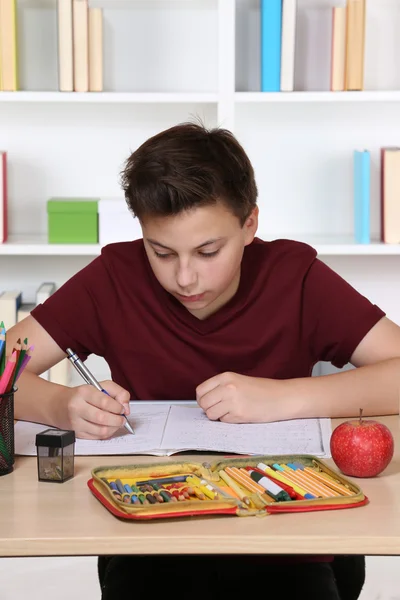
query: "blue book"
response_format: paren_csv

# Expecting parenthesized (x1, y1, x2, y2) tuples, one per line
(354, 150, 371, 244)
(261, 0, 282, 92)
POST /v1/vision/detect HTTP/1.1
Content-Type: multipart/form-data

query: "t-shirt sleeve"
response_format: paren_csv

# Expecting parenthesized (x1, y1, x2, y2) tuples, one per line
(302, 258, 386, 368)
(31, 256, 109, 361)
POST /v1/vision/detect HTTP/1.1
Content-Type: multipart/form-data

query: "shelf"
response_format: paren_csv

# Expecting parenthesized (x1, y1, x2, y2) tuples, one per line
(0, 92, 219, 104)
(235, 91, 400, 103)
(2, 235, 400, 256)
(0, 236, 101, 256)
(2, 91, 399, 104)
(315, 243, 400, 256)
(288, 235, 400, 255)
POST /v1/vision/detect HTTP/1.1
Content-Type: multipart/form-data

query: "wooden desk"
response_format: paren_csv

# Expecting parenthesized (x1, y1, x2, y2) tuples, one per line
(1, 416, 399, 558)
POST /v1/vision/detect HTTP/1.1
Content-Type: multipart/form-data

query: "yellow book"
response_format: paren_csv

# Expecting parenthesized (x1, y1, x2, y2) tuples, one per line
(331, 6, 346, 91)
(345, 0, 366, 91)
(0, 0, 18, 91)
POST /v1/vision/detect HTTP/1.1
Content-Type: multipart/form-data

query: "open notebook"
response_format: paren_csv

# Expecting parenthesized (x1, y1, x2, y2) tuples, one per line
(15, 402, 332, 458)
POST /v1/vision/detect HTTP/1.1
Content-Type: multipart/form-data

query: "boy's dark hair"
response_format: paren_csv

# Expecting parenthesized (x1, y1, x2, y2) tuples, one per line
(120, 121, 258, 225)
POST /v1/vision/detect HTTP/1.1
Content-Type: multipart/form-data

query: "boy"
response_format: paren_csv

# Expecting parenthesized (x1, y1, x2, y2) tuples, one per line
(8, 122, 400, 599)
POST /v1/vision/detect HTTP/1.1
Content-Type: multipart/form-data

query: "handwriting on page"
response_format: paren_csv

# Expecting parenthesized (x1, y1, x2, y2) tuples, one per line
(15, 403, 331, 457)
(75, 404, 170, 455)
(161, 406, 330, 456)
(14, 404, 171, 456)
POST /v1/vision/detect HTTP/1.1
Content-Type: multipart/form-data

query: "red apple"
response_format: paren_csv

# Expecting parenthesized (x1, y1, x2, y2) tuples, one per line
(330, 409, 394, 477)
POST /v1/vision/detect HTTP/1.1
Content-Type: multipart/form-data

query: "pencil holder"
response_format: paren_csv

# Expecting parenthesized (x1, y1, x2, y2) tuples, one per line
(0, 387, 15, 476)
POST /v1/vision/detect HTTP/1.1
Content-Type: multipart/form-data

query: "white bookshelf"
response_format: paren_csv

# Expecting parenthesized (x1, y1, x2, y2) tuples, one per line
(1, 0, 400, 322)
(235, 91, 400, 103)
(0, 91, 219, 103)
(2, 234, 400, 257)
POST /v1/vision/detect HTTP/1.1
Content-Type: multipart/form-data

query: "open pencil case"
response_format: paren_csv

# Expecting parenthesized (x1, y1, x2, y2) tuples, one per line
(87, 453, 368, 520)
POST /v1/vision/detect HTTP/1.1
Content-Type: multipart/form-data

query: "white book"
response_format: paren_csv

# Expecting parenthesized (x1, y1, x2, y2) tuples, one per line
(280, 0, 297, 92)
(36, 282, 55, 305)
(57, 0, 74, 92)
(73, 0, 89, 92)
(0, 290, 22, 329)
(14, 403, 333, 459)
(17, 303, 36, 322)
(294, 7, 332, 91)
(49, 358, 72, 386)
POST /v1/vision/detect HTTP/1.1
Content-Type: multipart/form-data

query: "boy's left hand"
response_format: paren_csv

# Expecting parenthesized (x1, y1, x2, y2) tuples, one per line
(196, 372, 286, 423)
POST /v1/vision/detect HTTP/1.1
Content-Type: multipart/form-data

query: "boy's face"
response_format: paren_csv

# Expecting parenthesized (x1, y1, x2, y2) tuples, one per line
(141, 202, 258, 320)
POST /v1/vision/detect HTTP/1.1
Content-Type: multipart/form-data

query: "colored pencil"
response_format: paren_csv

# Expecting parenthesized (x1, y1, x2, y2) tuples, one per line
(0, 351, 17, 394)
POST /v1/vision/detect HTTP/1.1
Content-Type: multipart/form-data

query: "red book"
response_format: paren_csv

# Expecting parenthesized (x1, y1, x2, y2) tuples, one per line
(0, 152, 8, 243)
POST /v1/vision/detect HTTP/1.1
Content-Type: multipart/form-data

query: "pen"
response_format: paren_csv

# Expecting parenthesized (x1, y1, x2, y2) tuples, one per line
(66, 348, 135, 435)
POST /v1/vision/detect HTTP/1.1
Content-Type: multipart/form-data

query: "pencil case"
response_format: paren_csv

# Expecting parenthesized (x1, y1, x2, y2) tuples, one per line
(87, 453, 368, 520)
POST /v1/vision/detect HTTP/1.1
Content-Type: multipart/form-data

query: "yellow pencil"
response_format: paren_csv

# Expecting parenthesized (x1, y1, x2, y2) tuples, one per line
(186, 475, 218, 500)
(218, 470, 252, 506)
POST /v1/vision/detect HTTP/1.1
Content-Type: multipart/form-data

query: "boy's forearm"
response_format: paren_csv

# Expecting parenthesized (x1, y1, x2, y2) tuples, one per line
(14, 370, 69, 426)
(281, 357, 400, 420)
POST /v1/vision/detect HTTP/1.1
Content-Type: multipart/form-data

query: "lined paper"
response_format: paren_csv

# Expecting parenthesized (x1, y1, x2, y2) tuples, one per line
(15, 402, 332, 458)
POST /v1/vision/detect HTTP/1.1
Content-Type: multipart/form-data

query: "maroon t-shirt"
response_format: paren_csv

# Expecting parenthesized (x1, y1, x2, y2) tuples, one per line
(32, 237, 385, 398)
(31, 237, 385, 563)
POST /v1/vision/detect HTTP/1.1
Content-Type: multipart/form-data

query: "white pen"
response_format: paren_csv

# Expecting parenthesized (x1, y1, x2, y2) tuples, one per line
(66, 348, 135, 435)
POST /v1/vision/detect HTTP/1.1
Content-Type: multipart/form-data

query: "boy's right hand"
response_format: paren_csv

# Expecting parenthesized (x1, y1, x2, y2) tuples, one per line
(56, 380, 131, 440)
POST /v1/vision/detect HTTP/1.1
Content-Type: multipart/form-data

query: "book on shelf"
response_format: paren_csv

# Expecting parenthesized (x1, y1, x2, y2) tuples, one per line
(73, 0, 89, 92)
(260, 0, 282, 92)
(345, 0, 366, 91)
(295, 6, 332, 92)
(17, 303, 36, 322)
(260, 0, 366, 92)
(0, 151, 7, 243)
(0, 0, 18, 91)
(380, 148, 400, 244)
(353, 150, 370, 244)
(36, 282, 55, 305)
(57, 0, 74, 92)
(280, 0, 297, 92)
(9, 283, 70, 385)
(57, 0, 103, 93)
(0, 290, 21, 329)
(331, 6, 346, 92)
(89, 7, 103, 92)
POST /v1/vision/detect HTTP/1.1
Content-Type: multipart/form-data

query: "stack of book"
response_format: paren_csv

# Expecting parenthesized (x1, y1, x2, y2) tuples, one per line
(354, 147, 400, 244)
(0, 283, 72, 385)
(261, 0, 366, 92)
(0, 0, 103, 93)
(58, 0, 103, 92)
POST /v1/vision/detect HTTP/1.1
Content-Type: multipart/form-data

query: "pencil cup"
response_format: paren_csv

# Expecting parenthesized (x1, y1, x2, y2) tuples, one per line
(0, 387, 15, 476)
(36, 428, 75, 483)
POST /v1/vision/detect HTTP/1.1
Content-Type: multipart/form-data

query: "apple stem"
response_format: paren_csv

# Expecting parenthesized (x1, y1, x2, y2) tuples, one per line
(359, 408, 363, 424)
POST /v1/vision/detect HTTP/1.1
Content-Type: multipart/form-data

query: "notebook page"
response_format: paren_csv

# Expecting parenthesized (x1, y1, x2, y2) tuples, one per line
(161, 406, 332, 457)
(15, 404, 171, 456)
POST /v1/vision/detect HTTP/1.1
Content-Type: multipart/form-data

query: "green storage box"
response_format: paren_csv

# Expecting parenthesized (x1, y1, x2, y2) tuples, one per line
(47, 198, 99, 244)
